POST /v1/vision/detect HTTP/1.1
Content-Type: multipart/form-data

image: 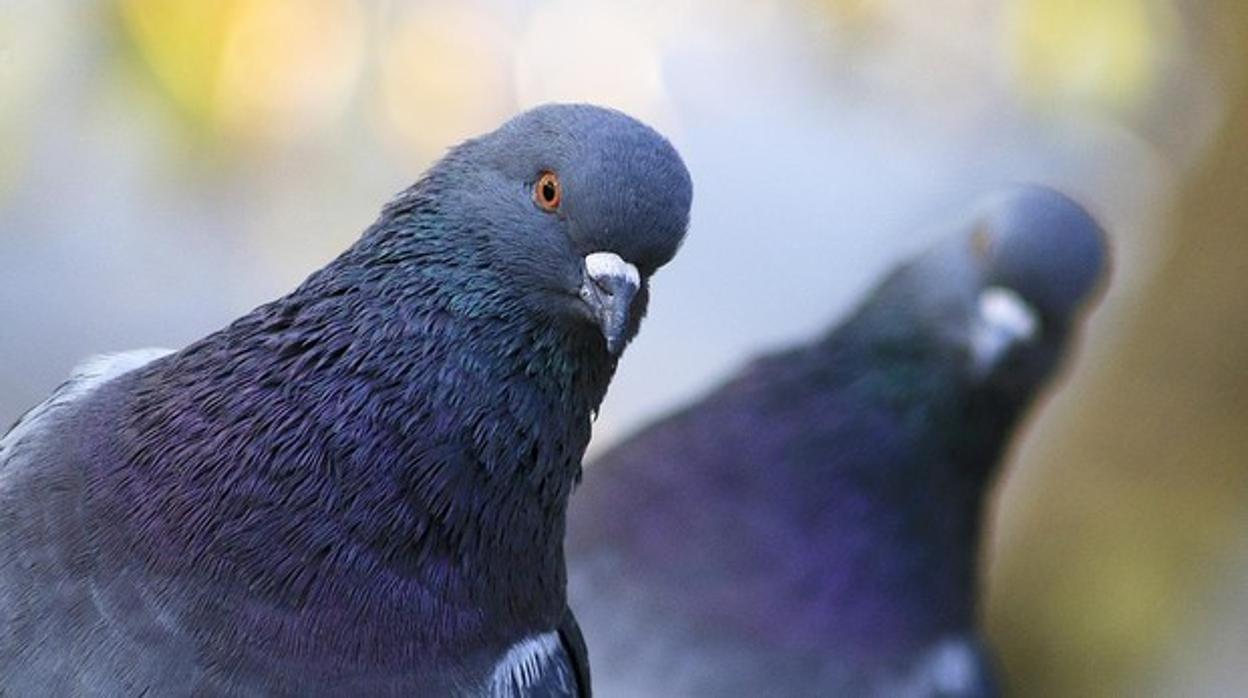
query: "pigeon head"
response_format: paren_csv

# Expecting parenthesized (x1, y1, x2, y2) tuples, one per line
(881, 185, 1108, 395)
(974, 185, 1108, 325)
(419, 103, 693, 356)
(960, 185, 1109, 392)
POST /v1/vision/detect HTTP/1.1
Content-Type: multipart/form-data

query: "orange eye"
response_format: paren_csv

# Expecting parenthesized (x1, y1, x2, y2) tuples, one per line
(534, 171, 562, 212)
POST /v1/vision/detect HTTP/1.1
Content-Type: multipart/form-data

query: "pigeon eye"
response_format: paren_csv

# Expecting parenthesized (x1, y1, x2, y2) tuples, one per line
(534, 172, 562, 212)
(971, 226, 994, 259)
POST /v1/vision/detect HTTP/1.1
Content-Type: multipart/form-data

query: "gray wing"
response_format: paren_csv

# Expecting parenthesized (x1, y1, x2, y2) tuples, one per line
(570, 552, 997, 698)
(0, 350, 190, 696)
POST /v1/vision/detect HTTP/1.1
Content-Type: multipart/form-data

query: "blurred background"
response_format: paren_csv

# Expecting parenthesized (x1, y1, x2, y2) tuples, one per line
(0, 0, 1244, 694)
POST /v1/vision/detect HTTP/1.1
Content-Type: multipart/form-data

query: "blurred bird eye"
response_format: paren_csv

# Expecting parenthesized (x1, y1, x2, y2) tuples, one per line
(534, 171, 562, 212)
(971, 226, 995, 259)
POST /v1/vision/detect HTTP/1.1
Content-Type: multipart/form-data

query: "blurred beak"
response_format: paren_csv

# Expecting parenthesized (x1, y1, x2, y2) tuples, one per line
(579, 252, 641, 356)
(969, 286, 1039, 377)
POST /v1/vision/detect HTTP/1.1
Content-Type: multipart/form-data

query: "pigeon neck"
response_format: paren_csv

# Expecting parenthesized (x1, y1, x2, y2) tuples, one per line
(107, 240, 616, 645)
(780, 315, 1016, 655)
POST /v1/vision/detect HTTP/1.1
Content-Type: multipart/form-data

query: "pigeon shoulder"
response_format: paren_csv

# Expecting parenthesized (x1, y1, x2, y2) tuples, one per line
(0, 348, 193, 694)
(0, 348, 173, 470)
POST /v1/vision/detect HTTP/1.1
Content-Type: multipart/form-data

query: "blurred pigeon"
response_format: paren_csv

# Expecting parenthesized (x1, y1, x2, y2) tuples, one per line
(0, 104, 692, 696)
(567, 185, 1107, 697)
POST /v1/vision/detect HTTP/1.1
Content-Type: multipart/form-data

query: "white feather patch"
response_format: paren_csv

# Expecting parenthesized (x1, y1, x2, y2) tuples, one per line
(584, 251, 640, 288)
(488, 631, 565, 696)
(969, 286, 1038, 377)
(921, 638, 981, 693)
(889, 636, 986, 697)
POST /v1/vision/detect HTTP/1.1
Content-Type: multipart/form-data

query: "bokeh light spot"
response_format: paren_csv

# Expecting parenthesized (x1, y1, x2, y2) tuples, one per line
(215, 0, 365, 144)
(378, 5, 515, 161)
(515, 1, 669, 126)
(1009, 0, 1177, 113)
(0, 3, 71, 205)
(118, 0, 365, 145)
(118, 0, 234, 126)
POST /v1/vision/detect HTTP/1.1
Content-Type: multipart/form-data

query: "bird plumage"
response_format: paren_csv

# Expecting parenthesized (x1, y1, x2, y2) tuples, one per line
(0, 103, 692, 696)
(566, 185, 1107, 697)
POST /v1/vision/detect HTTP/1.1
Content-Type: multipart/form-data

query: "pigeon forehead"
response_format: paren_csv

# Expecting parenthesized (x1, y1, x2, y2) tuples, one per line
(498, 104, 691, 200)
(488, 104, 693, 269)
(974, 186, 1109, 318)
(497, 104, 674, 153)
(563, 132, 692, 266)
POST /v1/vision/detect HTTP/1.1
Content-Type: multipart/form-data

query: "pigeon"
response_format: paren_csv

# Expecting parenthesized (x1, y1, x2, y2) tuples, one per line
(566, 185, 1108, 697)
(0, 104, 692, 696)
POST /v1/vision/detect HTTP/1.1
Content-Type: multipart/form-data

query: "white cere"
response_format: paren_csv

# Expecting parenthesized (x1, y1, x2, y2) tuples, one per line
(969, 286, 1039, 377)
(584, 251, 640, 288)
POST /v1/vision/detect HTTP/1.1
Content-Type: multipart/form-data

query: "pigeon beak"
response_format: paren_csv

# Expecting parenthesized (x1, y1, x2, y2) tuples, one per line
(579, 252, 641, 356)
(968, 286, 1039, 378)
